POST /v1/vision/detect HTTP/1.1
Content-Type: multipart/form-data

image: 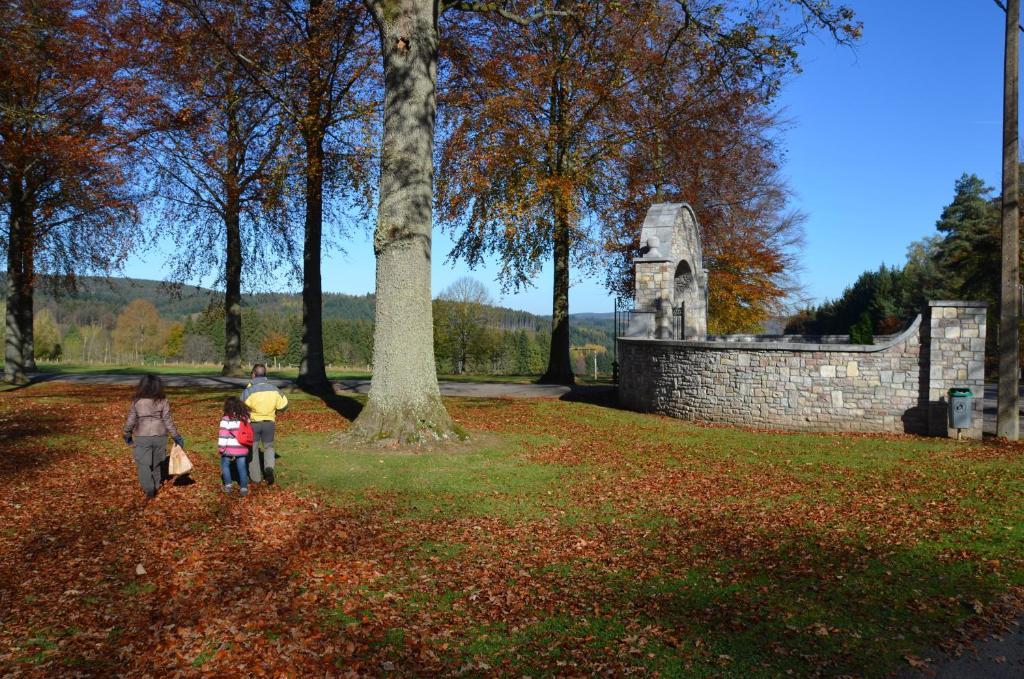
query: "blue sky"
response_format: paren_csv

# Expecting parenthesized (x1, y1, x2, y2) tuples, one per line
(124, 0, 1016, 316)
(781, 0, 1011, 306)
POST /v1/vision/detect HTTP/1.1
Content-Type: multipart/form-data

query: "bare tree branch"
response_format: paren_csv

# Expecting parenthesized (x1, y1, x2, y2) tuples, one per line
(168, 0, 306, 124)
(994, 0, 1024, 32)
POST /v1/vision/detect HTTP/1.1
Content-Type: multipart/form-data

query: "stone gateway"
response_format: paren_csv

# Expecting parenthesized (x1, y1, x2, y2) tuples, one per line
(618, 203, 986, 438)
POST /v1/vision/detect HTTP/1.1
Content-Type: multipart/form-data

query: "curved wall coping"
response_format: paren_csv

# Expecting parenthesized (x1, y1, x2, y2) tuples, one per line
(929, 300, 987, 307)
(618, 314, 922, 354)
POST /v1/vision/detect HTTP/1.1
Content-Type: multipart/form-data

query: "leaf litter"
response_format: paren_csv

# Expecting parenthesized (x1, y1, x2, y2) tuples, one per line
(0, 383, 1022, 676)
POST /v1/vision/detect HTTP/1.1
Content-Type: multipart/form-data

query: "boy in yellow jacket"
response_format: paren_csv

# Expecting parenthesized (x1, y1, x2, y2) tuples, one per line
(241, 364, 288, 485)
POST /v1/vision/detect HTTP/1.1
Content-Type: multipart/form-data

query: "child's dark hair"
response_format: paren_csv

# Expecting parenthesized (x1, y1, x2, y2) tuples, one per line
(223, 396, 250, 421)
(133, 374, 165, 402)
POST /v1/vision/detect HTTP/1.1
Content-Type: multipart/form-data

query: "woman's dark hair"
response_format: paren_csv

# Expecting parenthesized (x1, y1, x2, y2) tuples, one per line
(132, 374, 165, 402)
(223, 396, 250, 421)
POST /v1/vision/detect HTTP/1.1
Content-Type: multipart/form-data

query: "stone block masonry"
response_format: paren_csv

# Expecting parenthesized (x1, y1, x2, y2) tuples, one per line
(618, 301, 986, 437)
(923, 302, 986, 438)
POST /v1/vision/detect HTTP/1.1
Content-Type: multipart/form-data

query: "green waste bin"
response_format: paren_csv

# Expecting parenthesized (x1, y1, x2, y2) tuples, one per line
(948, 388, 974, 429)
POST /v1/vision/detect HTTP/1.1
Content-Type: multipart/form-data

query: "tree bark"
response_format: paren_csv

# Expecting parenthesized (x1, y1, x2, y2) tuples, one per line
(541, 65, 574, 386)
(4, 179, 32, 384)
(222, 195, 244, 376)
(541, 206, 575, 384)
(222, 95, 245, 378)
(297, 131, 330, 391)
(999, 0, 1021, 439)
(22, 281, 35, 372)
(350, 0, 456, 443)
(296, 0, 330, 392)
(19, 266, 34, 372)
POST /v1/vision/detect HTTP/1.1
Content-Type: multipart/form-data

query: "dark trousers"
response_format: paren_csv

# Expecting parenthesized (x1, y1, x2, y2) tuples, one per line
(132, 435, 167, 497)
(248, 421, 276, 483)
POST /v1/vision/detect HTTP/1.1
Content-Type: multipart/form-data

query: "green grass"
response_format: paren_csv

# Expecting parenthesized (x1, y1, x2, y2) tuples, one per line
(16, 635, 57, 665)
(282, 430, 568, 520)
(16, 628, 82, 666)
(120, 582, 156, 597)
(408, 540, 468, 560)
(190, 641, 226, 668)
(306, 402, 1022, 674)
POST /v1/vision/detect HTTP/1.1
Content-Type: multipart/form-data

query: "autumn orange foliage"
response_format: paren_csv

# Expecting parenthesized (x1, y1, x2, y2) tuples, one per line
(439, 0, 858, 338)
(1, 0, 144, 381)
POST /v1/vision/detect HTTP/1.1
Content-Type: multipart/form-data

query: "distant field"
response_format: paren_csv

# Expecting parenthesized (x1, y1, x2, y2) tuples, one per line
(34, 362, 365, 380)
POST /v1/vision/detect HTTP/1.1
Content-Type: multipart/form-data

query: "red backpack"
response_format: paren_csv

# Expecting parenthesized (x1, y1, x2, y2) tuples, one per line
(236, 419, 254, 447)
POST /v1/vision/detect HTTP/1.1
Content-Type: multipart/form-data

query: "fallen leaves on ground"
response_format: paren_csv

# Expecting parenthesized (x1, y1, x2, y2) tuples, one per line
(0, 383, 1022, 676)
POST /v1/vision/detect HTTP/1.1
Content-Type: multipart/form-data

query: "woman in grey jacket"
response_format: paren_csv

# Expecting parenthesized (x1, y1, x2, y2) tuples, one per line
(123, 374, 184, 499)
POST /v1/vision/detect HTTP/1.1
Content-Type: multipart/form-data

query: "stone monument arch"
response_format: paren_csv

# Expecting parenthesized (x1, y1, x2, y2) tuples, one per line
(617, 200, 987, 438)
(627, 203, 708, 340)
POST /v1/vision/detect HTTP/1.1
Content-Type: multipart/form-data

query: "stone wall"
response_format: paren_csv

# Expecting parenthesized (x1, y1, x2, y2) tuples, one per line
(923, 302, 987, 438)
(618, 301, 986, 437)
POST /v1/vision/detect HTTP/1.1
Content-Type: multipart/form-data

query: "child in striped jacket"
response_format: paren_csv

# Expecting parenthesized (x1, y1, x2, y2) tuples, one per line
(219, 397, 252, 496)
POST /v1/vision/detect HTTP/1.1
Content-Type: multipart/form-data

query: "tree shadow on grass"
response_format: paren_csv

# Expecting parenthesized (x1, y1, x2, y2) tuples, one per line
(0, 394, 79, 484)
(301, 384, 363, 422)
(558, 384, 618, 407)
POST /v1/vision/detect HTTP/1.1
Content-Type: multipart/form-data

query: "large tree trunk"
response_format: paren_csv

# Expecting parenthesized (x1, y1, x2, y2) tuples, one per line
(297, 132, 330, 391)
(4, 181, 32, 384)
(222, 94, 246, 378)
(541, 207, 574, 384)
(296, 0, 330, 392)
(22, 282, 34, 372)
(222, 194, 244, 376)
(350, 0, 455, 443)
(998, 0, 1021, 439)
(540, 64, 574, 385)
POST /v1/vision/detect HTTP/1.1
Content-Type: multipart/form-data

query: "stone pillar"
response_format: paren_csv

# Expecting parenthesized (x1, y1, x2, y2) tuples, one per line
(634, 259, 670, 311)
(683, 270, 709, 340)
(925, 301, 987, 439)
(629, 258, 672, 338)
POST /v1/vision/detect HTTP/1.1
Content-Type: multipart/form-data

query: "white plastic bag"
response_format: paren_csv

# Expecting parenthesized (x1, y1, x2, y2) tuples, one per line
(168, 443, 193, 476)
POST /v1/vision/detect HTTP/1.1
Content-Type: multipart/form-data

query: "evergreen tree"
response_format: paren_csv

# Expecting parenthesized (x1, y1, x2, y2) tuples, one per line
(934, 174, 999, 305)
(849, 312, 873, 345)
(899, 236, 947, 313)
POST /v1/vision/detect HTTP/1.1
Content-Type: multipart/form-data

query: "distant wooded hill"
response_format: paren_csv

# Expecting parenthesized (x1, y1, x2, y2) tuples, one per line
(0, 274, 372, 325)
(2, 273, 613, 333)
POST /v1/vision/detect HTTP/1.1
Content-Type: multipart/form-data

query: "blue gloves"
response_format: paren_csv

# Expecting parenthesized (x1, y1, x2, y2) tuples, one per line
(123, 434, 133, 446)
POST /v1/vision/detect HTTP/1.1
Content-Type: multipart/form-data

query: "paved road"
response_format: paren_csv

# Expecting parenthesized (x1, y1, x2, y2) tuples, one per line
(28, 372, 275, 390)
(332, 378, 604, 399)
(26, 372, 609, 400)
(899, 624, 1024, 679)
(980, 383, 1024, 435)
